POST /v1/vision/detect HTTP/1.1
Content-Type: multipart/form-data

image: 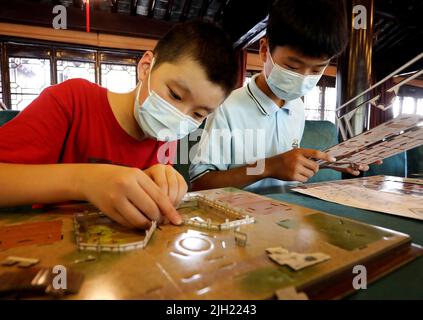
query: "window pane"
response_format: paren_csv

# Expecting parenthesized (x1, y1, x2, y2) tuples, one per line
(101, 63, 136, 93)
(9, 57, 51, 110)
(402, 96, 416, 114)
(304, 86, 322, 120)
(136, 0, 150, 16)
(324, 87, 337, 123)
(57, 60, 95, 83)
(306, 109, 322, 121)
(417, 98, 423, 115)
(392, 96, 401, 118)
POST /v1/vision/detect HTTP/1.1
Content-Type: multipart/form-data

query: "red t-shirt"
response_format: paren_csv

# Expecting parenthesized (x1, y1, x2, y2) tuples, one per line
(0, 79, 177, 168)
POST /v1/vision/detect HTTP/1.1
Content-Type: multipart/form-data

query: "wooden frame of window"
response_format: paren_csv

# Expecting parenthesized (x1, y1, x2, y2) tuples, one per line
(0, 42, 10, 108)
(0, 37, 143, 109)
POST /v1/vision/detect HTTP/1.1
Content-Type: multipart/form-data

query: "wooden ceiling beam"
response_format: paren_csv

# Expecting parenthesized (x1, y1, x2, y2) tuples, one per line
(0, 0, 173, 40)
(232, 16, 267, 50)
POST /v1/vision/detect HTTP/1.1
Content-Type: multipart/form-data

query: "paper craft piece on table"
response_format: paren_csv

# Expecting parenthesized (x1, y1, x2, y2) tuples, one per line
(292, 176, 423, 221)
(177, 193, 255, 231)
(317, 114, 423, 169)
(73, 255, 97, 265)
(1, 256, 40, 268)
(266, 247, 330, 271)
(199, 189, 292, 215)
(275, 287, 309, 300)
(234, 228, 247, 247)
(74, 211, 157, 252)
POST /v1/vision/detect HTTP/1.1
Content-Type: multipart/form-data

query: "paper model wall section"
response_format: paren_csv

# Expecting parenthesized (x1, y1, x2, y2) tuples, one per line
(74, 193, 255, 252)
(177, 193, 255, 231)
(74, 211, 157, 252)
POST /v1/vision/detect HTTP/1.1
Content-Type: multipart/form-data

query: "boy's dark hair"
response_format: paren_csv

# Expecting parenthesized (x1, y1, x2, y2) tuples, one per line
(267, 0, 348, 58)
(153, 20, 238, 96)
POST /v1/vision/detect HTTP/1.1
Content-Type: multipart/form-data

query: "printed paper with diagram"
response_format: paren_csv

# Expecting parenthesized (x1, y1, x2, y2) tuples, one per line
(317, 114, 423, 169)
(292, 175, 423, 221)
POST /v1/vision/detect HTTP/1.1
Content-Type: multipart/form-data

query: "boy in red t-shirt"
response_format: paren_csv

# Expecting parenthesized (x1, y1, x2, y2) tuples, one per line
(0, 21, 238, 229)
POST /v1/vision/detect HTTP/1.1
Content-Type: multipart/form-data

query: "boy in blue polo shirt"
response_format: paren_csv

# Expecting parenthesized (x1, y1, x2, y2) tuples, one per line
(190, 0, 372, 191)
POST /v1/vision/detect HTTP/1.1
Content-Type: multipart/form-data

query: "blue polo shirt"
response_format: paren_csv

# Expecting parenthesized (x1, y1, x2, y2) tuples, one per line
(189, 73, 305, 191)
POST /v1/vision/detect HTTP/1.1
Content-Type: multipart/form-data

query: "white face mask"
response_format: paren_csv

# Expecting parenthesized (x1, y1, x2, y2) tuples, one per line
(265, 52, 323, 101)
(133, 60, 201, 142)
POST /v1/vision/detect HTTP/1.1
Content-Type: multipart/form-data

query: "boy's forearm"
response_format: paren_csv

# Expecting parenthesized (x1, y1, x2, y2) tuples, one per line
(0, 163, 87, 207)
(191, 161, 268, 191)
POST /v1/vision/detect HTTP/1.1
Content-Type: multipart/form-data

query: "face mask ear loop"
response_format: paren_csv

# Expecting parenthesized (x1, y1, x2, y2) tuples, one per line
(268, 48, 276, 68)
(265, 46, 277, 81)
(134, 81, 143, 106)
(136, 57, 155, 105)
(147, 57, 155, 96)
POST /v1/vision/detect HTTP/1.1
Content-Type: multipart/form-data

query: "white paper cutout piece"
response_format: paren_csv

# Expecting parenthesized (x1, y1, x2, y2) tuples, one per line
(292, 176, 423, 221)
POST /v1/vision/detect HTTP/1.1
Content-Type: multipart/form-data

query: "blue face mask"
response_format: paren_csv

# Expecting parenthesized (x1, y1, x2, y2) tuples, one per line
(133, 60, 201, 142)
(265, 52, 323, 101)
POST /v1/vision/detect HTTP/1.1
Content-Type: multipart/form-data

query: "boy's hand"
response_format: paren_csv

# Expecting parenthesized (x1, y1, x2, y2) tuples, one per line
(144, 164, 188, 206)
(265, 148, 336, 183)
(76, 164, 182, 229)
(332, 160, 383, 176)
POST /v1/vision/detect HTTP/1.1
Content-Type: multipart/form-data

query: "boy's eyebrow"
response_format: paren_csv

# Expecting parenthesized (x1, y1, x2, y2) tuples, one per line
(286, 56, 306, 65)
(287, 56, 329, 68)
(314, 61, 330, 67)
(169, 79, 191, 94)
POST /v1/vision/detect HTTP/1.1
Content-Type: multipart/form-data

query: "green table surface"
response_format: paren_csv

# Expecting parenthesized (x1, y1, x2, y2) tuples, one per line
(266, 191, 423, 300)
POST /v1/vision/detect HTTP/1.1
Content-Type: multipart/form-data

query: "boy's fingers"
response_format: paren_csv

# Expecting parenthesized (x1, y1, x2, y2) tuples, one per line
(114, 199, 151, 229)
(175, 173, 188, 206)
(165, 167, 178, 204)
(150, 168, 169, 198)
(299, 167, 315, 179)
(156, 196, 182, 225)
(137, 174, 182, 225)
(301, 149, 336, 162)
(302, 158, 319, 173)
(128, 180, 162, 221)
(294, 173, 308, 183)
(105, 207, 133, 228)
(358, 164, 369, 171)
(346, 167, 360, 176)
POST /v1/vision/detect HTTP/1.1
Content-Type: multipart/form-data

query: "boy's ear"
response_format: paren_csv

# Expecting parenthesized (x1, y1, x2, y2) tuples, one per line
(259, 38, 269, 64)
(137, 51, 154, 82)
